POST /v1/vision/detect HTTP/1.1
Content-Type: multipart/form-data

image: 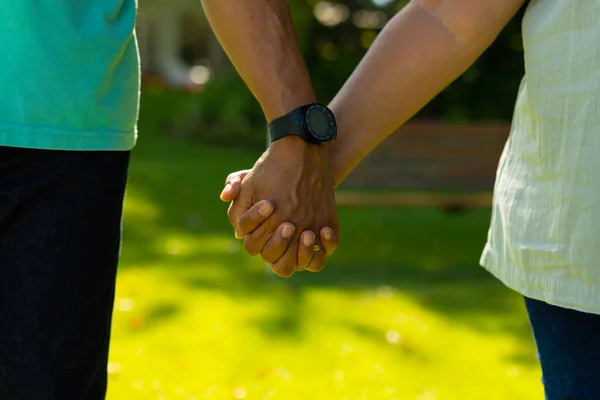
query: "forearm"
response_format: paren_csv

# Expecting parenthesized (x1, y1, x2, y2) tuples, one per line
(327, 0, 525, 186)
(201, 0, 315, 122)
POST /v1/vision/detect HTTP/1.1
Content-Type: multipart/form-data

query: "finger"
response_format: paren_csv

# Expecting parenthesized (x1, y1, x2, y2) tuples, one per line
(319, 227, 337, 256)
(220, 179, 241, 202)
(220, 170, 250, 202)
(227, 197, 253, 239)
(238, 200, 274, 235)
(260, 223, 296, 264)
(271, 231, 300, 278)
(243, 214, 280, 255)
(296, 231, 316, 271)
(220, 176, 241, 202)
(305, 246, 326, 273)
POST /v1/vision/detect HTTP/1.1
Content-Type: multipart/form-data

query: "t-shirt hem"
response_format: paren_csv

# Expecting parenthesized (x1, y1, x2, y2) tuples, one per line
(0, 123, 137, 151)
(480, 246, 600, 315)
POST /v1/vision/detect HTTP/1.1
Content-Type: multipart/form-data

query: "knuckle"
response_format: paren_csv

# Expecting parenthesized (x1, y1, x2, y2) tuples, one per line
(264, 220, 281, 238)
(245, 214, 266, 236)
(227, 203, 235, 221)
(267, 213, 282, 229)
(227, 174, 240, 186)
(252, 222, 267, 238)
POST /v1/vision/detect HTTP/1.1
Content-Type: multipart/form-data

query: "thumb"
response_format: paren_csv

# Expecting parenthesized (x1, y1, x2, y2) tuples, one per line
(220, 180, 241, 202)
(220, 170, 251, 202)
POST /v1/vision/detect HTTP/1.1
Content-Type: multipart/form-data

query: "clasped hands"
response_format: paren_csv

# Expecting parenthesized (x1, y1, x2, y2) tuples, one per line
(220, 136, 340, 277)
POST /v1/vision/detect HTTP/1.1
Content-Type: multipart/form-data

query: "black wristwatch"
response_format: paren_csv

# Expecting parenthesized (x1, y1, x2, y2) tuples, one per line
(268, 103, 337, 144)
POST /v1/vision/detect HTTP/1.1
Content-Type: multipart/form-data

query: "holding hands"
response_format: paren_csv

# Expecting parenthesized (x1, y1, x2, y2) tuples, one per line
(205, 0, 524, 278)
(220, 136, 339, 277)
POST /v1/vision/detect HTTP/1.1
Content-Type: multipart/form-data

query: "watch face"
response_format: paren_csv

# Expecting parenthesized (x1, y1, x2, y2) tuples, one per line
(305, 104, 337, 143)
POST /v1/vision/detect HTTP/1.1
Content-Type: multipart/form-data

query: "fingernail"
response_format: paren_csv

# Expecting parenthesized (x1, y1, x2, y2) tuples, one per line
(281, 224, 295, 238)
(303, 233, 315, 247)
(221, 183, 231, 195)
(323, 229, 333, 241)
(258, 202, 273, 216)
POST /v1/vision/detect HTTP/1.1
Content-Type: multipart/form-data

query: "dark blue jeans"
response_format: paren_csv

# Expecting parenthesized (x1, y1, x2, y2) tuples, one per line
(0, 147, 130, 400)
(525, 297, 600, 400)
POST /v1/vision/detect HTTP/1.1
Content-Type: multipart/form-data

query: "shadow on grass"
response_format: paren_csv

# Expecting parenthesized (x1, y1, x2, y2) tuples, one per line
(120, 95, 537, 366)
(145, 302, 180, 327)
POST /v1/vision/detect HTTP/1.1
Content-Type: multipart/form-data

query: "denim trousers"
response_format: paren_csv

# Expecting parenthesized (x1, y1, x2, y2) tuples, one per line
(0, 147, 129, 400)
(525, 296, 600, 400)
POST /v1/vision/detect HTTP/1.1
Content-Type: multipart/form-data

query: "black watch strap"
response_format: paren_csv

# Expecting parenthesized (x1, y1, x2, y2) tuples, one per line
(268, 105, 309, 143)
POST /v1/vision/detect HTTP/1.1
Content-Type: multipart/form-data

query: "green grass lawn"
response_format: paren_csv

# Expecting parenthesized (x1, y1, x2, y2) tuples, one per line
(107, 94, 543, 399)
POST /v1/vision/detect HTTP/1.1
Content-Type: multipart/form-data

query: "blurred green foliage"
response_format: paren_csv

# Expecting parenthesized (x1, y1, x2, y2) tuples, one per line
(191, 74, 266, 148)
(107, 93, 542, 399)
(187, 0, 526, 147)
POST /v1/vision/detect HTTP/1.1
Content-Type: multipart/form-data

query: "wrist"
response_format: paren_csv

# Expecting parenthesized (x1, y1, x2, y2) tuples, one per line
(327, 98, 378, 188)
(269, 135, 328, 164)
(269, 135, 310, 153)
(268, 101, 337, 153)
(326, 141, 352, 188)
(325, 103, 363, 188)
(264, 91, 317, 123)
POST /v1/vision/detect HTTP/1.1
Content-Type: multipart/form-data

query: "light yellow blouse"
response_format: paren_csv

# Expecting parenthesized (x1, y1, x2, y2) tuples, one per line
(480, 0, 600, 314)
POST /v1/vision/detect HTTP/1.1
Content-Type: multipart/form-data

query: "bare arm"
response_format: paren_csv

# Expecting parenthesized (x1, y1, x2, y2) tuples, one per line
(200, 0, 315, 122)
(201, 0, 338, 277)
(328, 0, 527, 186)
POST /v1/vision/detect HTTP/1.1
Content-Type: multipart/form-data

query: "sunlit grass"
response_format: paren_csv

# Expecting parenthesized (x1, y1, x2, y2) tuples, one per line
(107, 93, 543, 399)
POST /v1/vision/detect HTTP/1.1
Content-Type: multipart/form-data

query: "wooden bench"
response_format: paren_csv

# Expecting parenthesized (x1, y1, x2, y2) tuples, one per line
(337, 121, 510, 208)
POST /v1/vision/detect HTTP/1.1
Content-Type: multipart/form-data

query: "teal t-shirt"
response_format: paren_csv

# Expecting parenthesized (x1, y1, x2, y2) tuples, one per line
(0, 0, 139, 150)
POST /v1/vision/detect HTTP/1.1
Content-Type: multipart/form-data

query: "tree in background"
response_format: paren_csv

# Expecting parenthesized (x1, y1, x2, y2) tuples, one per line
(164, 0, 526, 147)
(291, 0, 526, 121)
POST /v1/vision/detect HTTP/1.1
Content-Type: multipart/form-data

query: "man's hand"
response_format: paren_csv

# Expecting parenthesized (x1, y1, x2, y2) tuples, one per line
(201, 0, 337, 276)
(221, 170, 338, 275)
(222, 137, 340, 277)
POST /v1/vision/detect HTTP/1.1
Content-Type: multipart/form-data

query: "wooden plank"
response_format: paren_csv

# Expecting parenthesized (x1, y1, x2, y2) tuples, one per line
(335, 191, 493, 207)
